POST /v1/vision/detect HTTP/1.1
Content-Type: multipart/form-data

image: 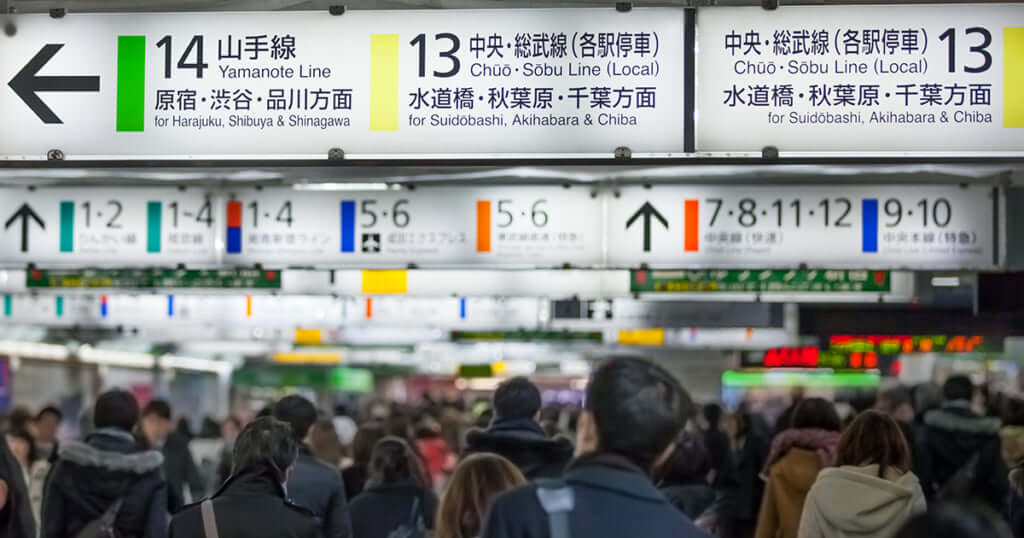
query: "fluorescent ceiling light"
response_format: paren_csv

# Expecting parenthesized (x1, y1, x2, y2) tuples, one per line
(78, 344, 155, 369)
(293, 182, 393, 191)
(161, 354, 235, 376)
(0, 341, 69, 361)
(931, 276, 961, 287)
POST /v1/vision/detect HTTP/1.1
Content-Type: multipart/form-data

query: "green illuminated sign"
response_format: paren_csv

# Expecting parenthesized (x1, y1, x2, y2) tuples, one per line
(451, 330, 603, 343)
(631, 270, 891, 293)
(722, 370, 881, 388)
(26, 269, 281, 290)
(235, 366, 373, 393)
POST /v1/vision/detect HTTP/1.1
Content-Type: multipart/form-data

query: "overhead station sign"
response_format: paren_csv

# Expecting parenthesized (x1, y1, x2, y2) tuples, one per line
(0, 9, 686, 160)
(697, 4, 1024, 155)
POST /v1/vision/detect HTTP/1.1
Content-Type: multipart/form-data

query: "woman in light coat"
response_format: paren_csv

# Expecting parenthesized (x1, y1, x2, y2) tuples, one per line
(798, 411, 926, 538)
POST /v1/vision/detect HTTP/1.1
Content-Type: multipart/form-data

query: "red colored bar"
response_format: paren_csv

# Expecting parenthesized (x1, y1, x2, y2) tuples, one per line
(365, 298, 373, 319)
(476, 201, 491, 253)
(227, 201, 243, 227)
(684, 200, 699, 252)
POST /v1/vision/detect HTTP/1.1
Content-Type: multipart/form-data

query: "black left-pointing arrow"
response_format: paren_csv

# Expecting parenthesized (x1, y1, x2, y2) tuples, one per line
(5, 204, 45, 252)
(9, 44, 101, 124)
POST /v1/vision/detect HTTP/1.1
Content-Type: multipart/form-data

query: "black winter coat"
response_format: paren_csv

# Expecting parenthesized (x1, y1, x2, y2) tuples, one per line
(42, 429, 167, 538)
(340, 464, 368, 501)
(349, 482, 437, 538)
(918, 403, 1009, 511)
(0, 436, 35, 538)
(464, 418, 573, 480)
(661, 483, 716, 520)
(482, 454, 709, 538)
(162, 432, 205, 513)
(169, 465, 320, 538)
(287, 445, 352, 538)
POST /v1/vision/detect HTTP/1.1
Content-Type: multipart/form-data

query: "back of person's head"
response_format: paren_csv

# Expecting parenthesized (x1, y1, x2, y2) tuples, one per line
(837, 410, 910, 478)
(585, 356, 692, 472)
(436, 453, 526, 538)
(791, 397, 842, 432)
(309, 418, 343, 467)
(273, 395, 318, 442)
(942, 376, 975, 403)
(142, 399, 172, 421)
(35, 405, 63, 424)
(895, 501, 1011, 538)
(1002, 397, 1024, 427)
(352, 422, 387, 465)
(703, 403, 723, 431)
(232, 417, 298, 479)
(654, 431, 711, 486)
(493, 376, 542, 422)
(368, 436, 424, 487)
(94, 389, 140, 432)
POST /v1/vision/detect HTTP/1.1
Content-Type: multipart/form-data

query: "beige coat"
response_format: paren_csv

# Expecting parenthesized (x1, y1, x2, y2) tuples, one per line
(756, 448, 822, 538)
(797, 465, 926, 538)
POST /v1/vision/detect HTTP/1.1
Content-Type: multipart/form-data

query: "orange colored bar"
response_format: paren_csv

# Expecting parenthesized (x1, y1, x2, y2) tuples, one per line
(684, 200, 699, 252)
(245, 295, 252, 317)
(365, 297, 373, 319)
(476, 200, 491, 252)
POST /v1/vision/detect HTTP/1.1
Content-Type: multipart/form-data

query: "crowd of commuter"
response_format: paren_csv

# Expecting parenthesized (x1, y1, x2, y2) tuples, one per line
(0, 359, 1022, 538)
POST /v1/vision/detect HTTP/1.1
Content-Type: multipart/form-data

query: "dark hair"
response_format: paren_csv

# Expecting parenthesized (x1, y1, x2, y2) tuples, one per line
(436, 454, 526, 538)
(654, 431, 711, 486)
(232, 417, 298, 478)
(94, 390, 140, 432)
(879, 387, 913, 412)
(493, 377, 542, 421)
(6, 426, 37, 463)
(792, 397, 841, 432)
(309, 419, 343, 466)
(35, 405, 63, 423)
(1002, 397, 1024, 427)
(896, 501, 1012, 538)
(942, 375, 975, 402)
(368, 436, 425, 488)
(586, 356, 691, 471)
(352, 422, 387, 465)
(142, 399, 172, 421)
(703, 403, 723, 430)
(836, 410, 910, 478)
(273, 395, 318, 442)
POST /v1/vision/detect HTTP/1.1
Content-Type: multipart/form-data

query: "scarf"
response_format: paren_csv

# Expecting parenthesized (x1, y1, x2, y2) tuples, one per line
(761, 428, 840, 478)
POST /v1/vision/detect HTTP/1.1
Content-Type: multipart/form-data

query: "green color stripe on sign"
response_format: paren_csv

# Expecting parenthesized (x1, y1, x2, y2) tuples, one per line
(3, 295, 11, 317)
(55, 296, 64, 317)
(147, 201, 161, 253)
(59, 201, 74, 252)
(117, 36, 146, 132)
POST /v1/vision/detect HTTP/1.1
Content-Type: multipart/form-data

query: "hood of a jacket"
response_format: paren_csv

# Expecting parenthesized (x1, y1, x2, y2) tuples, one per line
(58, 429, 164, 474)
(924, 404, 1000, 465)
(465, 418, 573, 463)
(808, 466, 922, 534)
(1002, 426, 1024, 467)
(770, 447, 821, 496)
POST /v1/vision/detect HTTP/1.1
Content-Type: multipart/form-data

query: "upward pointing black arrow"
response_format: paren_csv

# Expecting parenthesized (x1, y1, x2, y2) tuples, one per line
(9, 44, 101, 124)
(626, 201, 668, 252)
(5, 204, 45, 253)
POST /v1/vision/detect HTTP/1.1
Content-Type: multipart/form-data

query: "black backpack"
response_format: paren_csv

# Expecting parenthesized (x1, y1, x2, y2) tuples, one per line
(74, 498, 124, 538)
(386, 496, 428, 538)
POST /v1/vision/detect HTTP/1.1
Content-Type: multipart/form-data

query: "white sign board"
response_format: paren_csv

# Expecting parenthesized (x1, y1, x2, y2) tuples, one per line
(0, 188, 217, 265)
(697, 4, 1024, 155)
(606, 185, 997, 269)
(0, 9, 686, 160)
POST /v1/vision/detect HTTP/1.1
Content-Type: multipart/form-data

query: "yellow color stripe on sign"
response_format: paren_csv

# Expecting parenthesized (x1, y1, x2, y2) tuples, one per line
(274, 352, 342, 364)
(370, 34, 400, 131)
(294, 328, 323, 345)
(362, 270, 408, 294)
(1005, 28, 1024, 128)
(618, 328, 665, 346)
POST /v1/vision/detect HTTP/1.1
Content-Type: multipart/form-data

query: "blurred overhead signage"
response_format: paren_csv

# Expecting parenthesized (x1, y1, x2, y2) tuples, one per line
(828, 334, 997, 353)
(450, 330, 603, 343)
(0, 9, 687, 160)
(607, 185, 997, 269)
(741, 346, 893, 372)
(25, 268, 281, 289)
(631, 269, 891, 293)
(697, 5, 1024, 155)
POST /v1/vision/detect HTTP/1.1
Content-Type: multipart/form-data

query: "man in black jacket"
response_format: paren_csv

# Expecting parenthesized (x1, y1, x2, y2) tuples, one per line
(169, 417, 319, 538)
(918, 375, 1008, 511)
(482, 356, 708, 538)
(274, 395, 352, 538)
(139, 399, 205, 513)
(464, 377, 573, 480)
(42, 389, 168, 538)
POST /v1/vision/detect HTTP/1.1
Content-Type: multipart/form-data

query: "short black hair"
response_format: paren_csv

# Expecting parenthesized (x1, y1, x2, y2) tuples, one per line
(94, 390, 140, 432)
(232, 417, 298, 477)
(493, 377, 542, 421)
(35, 405, 63, 422)
(586, 356, 691, 471)
(703, 403, 723, 430)
(791, 397, 842, 432)
(273, 395, 318, 441)
(142, 399, 172, 421)
(943, 375, 975, 402)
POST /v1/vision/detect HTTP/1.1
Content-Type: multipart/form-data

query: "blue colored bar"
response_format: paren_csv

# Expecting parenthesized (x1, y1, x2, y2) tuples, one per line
(100, 302, 108, 318)
(167, 295, 174, 317)
(459, 298, 467, 319)
(862, 199, 879, 253)
(341, 201, 356, 253)
(226, 228, 242, 254)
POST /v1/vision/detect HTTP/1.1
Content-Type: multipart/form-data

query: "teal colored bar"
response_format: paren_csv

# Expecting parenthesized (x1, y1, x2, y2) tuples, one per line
(60, 201, 74, 252)
(55, 296, 64, 317)
(3, 295, 10, 317)
(147, 201, 161, 253)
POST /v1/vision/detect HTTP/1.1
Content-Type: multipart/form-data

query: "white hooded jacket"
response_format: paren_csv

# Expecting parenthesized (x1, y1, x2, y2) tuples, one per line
(797, 465, 926, 538)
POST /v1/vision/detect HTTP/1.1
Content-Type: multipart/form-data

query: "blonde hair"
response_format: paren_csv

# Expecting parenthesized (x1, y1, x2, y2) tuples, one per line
(435, 454, 526, 538)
